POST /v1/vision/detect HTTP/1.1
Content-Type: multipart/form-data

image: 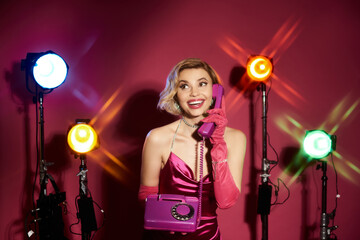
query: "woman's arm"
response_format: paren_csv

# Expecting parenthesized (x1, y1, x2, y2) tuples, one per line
(139, 129, 165, 201)
(202, 109, 246, 208)
(226, 129, 246, 192)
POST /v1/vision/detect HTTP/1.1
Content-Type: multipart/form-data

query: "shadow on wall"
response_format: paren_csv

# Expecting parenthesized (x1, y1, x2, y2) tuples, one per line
(100, 89, 176, 240)
(279, 147, 318, 240)
(4, 61, 35, 239)
(44, 133, 73, 195)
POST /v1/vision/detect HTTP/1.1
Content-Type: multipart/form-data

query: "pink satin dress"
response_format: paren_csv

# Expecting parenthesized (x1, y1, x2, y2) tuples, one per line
(143, 120, 221, 239)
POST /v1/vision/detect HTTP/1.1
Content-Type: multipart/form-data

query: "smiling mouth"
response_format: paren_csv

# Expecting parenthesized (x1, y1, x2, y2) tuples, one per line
(187, 100, 204, 109)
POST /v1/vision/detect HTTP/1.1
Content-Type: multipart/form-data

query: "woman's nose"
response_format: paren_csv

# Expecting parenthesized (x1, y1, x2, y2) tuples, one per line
(190, 87, 200, 96)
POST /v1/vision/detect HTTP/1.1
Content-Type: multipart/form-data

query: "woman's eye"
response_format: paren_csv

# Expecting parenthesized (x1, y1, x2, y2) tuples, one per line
(179, 84, 188, 89)
(200, 82, 208, 87)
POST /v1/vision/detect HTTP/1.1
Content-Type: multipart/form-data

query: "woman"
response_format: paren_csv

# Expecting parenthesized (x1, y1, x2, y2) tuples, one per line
(139, 58, 246, 239)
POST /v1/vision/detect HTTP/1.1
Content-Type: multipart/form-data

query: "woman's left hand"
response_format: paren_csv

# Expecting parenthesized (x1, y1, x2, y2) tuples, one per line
(201, 108, 228, 162)
(201, 108, 228, 143)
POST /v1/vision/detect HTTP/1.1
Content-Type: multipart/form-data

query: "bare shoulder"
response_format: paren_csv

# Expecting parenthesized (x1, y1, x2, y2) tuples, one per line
(144, 120, 181, 150)
(224, 127, 246, 145)
(141, 120, 181, 185)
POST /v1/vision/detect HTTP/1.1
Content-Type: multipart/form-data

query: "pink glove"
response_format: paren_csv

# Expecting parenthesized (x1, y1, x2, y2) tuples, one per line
(138, 184, 158, 206)
(201, 108, 240, 209)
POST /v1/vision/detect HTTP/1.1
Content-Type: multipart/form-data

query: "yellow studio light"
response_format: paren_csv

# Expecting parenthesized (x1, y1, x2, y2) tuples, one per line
(67, 123, 98, 154)
(246, 56, 273, 82)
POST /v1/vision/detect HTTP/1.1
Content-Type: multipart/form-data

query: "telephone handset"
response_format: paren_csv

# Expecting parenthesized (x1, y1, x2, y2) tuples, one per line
(198, 84, 224, 138)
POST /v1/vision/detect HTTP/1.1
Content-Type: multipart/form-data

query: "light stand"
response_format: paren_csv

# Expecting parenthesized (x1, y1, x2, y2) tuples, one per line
(21, 51, 68, 239)
(317, 160, 338, 239)
(256, 83, 272, 240)
(319, 160, 329, 239)
(77, 154, 97, 240)
(67, 120, 99, 239)
(246, 55, 274, 240)
(38, 92, 48, 198)
(35, 91, 67, 240)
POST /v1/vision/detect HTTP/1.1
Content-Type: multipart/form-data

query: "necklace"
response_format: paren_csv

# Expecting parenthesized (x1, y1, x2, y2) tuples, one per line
(182, 117, 199, 128)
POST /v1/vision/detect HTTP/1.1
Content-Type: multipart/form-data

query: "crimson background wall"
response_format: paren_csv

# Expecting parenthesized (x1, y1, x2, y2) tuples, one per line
(0, 0, 359, 239)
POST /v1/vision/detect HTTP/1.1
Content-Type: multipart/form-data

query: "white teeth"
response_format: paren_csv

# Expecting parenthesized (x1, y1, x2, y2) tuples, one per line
(189, 100, 203, 105)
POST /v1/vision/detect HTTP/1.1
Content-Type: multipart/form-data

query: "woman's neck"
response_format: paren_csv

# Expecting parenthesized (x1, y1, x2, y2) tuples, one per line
(181, 116, 205, 141)
(182, 114, 205, 126)
(182, 117, 199, 129)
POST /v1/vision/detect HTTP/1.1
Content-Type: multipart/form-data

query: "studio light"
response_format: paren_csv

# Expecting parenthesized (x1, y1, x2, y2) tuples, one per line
(303, 130, 339, 238)
(303, 130, 336, 159)
(22, 50, 68, 92)
(246, 55, 273, 82)
(249, 55, 275, 240)
(67, 119, 100, 239)
(21, 51, 69, 239)
(67, 120, 99, 154)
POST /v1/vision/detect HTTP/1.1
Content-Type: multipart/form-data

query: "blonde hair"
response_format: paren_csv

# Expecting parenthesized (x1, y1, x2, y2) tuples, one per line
(158, 58, 221, 115)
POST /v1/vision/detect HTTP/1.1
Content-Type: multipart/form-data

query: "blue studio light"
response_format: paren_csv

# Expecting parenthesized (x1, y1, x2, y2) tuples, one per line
(32, 52, 68, 89)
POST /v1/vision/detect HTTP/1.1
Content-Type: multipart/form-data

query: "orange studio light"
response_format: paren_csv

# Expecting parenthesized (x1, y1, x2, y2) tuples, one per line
(246, 56, 273, 82)
(67, 121, 98, 154)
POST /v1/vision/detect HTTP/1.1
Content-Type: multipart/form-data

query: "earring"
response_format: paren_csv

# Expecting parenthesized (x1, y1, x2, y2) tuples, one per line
(174, 102, 180, 110)
(211, 98, 214, 107)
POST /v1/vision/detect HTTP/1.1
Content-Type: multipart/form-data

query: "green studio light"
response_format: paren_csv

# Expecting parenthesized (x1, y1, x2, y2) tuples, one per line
(303, 130, 335, 159)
